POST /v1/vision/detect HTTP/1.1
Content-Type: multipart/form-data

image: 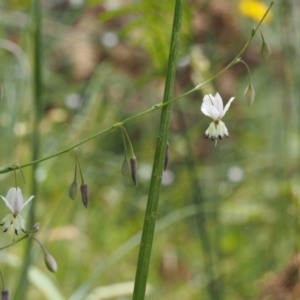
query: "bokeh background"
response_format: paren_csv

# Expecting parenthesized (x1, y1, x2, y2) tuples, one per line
(0, 0, 298, 299)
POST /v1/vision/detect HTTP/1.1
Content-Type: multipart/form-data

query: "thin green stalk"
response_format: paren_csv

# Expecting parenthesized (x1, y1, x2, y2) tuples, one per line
(0, 1, 273, 177)
(120, 126, 135, 158)
(14, 1, 42, 299)
(0, 232, 32, 251)
(132, 0, 183, 299)
(69, 204, 206, 300)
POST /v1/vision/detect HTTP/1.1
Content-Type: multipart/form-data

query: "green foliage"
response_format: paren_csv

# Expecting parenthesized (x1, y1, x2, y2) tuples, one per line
(0, 1, 298, 300)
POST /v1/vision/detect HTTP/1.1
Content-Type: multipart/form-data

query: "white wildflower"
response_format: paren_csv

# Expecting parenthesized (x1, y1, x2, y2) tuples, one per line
(201, 93, 234, 141)
(0, 187, 34, 235)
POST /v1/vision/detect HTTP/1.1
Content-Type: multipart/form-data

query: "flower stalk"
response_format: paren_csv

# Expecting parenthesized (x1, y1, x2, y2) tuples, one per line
(69, 152, 78, 200)
(31, 237, 58, 273)
(0, 1, 274, 177)
(240, 60, 256, 106)
(74, 151, 88, 208)
(132, 0, 183, 298)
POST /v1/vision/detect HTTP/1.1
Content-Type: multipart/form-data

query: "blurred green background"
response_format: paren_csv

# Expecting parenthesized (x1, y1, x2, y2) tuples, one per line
(0, 0, 298, 299)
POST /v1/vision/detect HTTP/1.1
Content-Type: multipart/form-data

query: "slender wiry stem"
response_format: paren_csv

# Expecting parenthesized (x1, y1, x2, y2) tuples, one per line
(0, 1, 274, 178)
(14, 1, 42, 298)
(132, 0, 183, 298)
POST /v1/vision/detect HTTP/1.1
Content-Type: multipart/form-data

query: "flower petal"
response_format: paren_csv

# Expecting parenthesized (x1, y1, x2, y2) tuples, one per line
(202, 94, 214, 106)
(201, 102, 220, 120)
(0, 196, 15, 213)
(20, 196, 34, 212)
(5, 188, 24, 213)
(221, 97, 235, 118)
(213, 93, 224, 116)
(217, 120, 229, 138)
(205, 122, 217, 140)
(14, 217, 20, 235)
(0, 215, 13, 232)
(15, 215, 27, 234)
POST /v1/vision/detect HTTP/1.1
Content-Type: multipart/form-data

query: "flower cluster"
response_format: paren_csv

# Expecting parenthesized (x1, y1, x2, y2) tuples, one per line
(201, 93, 234, 141)
(0, 187, 34, 235)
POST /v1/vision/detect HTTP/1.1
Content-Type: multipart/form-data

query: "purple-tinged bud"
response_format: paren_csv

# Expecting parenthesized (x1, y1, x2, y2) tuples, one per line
(69, 181, 78, 200)
(121, 158, 130, 176)
(164, 142, 170, 171)
(44, 252, 58, 273)
(32, 223, 40, 232)
(2, 289, 9, 300)
(130, 157, 137, 186)
(80, 184, 88, 208)
(244, 83, 255, 106)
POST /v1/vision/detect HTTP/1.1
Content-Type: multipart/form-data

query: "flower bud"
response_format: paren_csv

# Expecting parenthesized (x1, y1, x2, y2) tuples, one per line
(2, 289, 9, 300)
(32, 223, 40, 232)
(68, 181, 78, 200)
(260, 31, 271, 60)
(44, 252, 58, 273)
(261, 41, 271, 60)
(244, 83, 255, 106)
(164, 142, 170, 171)
(121, 158, 130, 176)
(130, 157, 137, 186)
(80, 184, 88, 208)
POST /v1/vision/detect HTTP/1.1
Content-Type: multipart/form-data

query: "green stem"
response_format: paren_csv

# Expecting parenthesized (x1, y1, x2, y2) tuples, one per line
(119, 127, 128, 159)
(0, 1, 274, 176)
(74, 150, 84, 184)
(132, 0, 183, 299)
(0, 268, 5, 290)
(73, 151, 78, 182)
(0, 232, 31, 251)
(239, 60, 252, 85)
(15, 1, 42, 298)
(120, 126, 135, 158)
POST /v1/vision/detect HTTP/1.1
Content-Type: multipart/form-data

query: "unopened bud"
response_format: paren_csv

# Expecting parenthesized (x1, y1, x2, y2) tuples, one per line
(80, 184, 88, 208)
(69, 181, 78, 200)
(261, 41, 271, 59)
(164, 142, 170, 171)
(244, 83, 255, 106)
(44, 252, 58, 273)
(1, 289, 9, 300)
(32, 223, 40, 232)
(121, 158, 130, 176)
(260, 31, 271, 60)
(130, 157, 137, 186)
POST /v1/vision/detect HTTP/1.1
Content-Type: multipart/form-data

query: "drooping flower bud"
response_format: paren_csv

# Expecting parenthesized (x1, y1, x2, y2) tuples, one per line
(32, 223, 40, 232)
(68, 181, 78, 200)
(261, 41, 271, 60)
(244, 82, 255, 106)
(260, 31, 271, 59)
(130, 157, 138, 186)
(121, 158, 130, 176)
(44, 252, 58, 273)
(80, 184, 88, 208)
(164, 142, 170, 171)
(1, 289, 9, 300)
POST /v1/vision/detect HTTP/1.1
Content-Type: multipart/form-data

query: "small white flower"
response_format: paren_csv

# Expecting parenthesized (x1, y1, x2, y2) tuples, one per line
(0, 187, 34, 235)
(201, 93, 235, 141)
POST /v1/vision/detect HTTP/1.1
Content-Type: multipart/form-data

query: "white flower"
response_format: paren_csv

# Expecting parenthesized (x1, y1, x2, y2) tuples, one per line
(0, 187, 34, 235)
(201, 92, 235, 140)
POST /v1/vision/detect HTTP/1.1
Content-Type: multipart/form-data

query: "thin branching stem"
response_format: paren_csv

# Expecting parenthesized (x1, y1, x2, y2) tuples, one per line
(0, 1, 274, 179)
